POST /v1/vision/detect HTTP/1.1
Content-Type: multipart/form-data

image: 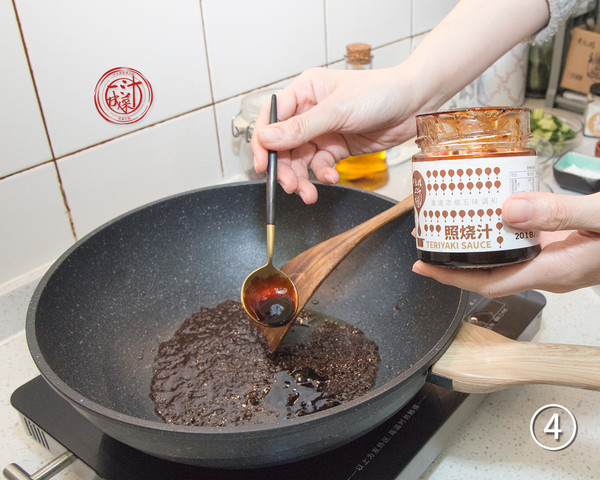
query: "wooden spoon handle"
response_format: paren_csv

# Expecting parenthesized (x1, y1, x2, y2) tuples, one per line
(431, 322, 600, 394)
(282, 194, 414, 312)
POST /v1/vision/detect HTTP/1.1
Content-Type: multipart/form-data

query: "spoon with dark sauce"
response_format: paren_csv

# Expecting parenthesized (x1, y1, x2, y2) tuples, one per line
(241, 95, 299, 328)
(261, 193, 414, 352)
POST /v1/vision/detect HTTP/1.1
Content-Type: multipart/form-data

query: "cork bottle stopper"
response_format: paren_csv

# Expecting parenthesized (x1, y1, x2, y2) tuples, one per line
(345, 43, 372, 65)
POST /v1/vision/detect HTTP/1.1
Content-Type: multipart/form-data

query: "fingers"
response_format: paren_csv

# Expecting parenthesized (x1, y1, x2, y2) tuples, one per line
(289, 165, 318, 205)
(276, 161, 299, 195)
(251, 76, 324, 163)
(503, 191, 600, 233)
(251, 92, 284, 173)
(288, 145, 317, 204)
(310, 149, 339, 185)
(412, 230, 600, 296)
(286, 141, 341, 203)
(258, 94, 345, 149)
(252, 101, 344, 204)
(412, 260, 533, 298)
(411, 171, 600, 296)
(275, 161, 317, 204)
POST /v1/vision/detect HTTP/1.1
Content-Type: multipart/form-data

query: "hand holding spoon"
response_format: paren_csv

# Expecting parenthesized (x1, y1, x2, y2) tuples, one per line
(241, 95, 299, 328)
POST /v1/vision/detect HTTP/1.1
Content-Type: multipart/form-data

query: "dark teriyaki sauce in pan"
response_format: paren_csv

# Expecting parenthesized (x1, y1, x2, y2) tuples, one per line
(149, 300, 380, 427)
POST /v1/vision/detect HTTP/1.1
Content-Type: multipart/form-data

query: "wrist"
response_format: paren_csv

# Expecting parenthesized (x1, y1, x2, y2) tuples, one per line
(391, 57, 449, 116)
(385, 63, 430, 119)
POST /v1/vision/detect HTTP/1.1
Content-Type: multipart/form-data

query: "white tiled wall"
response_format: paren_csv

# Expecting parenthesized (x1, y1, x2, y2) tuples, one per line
(203, 0, 327, 101)
(0, 0, 459, 287)
(15, 0, 213, 157)
(0, 0, 52, 177)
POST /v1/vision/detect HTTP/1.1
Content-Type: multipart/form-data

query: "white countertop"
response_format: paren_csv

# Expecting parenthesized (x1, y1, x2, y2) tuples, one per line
(1, 132, 600, 479)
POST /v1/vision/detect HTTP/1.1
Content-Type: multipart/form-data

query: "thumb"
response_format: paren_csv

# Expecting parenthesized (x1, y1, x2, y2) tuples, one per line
(502, 191, 600, 232)
(257, 102, 339, 151)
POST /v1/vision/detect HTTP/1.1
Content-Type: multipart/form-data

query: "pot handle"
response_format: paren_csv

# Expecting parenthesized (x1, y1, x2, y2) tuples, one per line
(430, 322, 600, 394)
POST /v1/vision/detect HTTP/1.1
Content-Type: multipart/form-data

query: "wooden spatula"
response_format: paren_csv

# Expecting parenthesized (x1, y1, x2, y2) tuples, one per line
(259, 194, 414, 352)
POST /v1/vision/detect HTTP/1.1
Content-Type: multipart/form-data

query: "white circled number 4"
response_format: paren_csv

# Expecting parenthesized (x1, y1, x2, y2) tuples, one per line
(544, 413, 563, 441)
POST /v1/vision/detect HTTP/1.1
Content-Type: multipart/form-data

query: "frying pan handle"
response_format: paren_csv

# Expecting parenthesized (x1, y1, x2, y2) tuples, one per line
(430, 322, 600, 394)
(3, 452, 75, 480)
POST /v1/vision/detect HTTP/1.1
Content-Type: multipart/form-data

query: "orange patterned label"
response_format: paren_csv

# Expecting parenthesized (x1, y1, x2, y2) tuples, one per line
(412, 156, 540, 253)
(586, 112, 600, 137)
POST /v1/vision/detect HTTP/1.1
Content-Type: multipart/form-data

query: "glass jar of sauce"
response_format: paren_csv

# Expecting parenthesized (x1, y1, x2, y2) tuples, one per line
(412, 107, 541, 268)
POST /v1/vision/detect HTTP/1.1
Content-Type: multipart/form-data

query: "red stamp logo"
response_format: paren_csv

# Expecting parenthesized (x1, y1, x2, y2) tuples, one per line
(94, 67, 153, 124)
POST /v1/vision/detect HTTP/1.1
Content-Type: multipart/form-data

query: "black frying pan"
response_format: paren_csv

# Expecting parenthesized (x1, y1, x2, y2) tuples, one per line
(27, 182, 466, 468)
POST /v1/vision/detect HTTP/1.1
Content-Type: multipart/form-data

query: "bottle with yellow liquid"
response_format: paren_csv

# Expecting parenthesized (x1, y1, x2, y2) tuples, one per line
(336, 43, 389, 190)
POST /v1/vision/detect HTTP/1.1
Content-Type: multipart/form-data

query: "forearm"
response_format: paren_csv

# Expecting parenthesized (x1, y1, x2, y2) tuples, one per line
(400, 0, 550, 112)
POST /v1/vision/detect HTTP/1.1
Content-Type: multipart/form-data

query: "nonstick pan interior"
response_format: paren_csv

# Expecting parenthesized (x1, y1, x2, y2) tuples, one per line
(27, 182, 464, 466)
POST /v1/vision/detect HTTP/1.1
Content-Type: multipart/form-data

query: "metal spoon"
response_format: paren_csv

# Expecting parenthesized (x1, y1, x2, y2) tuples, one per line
(261, 194, 414, 352)
(241, 95, 299, 328)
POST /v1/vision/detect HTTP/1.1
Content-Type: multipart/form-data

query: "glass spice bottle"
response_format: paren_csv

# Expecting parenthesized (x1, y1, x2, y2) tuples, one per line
(335, 43, 389, 190)
(412, 107, 541, 268)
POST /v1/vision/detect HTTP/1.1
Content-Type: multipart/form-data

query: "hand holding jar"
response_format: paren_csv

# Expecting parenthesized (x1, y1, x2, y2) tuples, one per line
(412, 191, 600, 296)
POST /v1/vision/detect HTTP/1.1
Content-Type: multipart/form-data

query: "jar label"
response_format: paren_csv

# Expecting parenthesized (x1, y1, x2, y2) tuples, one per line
(585, 111, 600, 138)
(412, 155, 540, 254)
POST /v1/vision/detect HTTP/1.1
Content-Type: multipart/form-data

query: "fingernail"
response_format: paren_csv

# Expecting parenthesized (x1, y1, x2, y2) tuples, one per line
(324, 173, 335, 183)
(504, 198, 533, 224)
(259, 126, 283, 144)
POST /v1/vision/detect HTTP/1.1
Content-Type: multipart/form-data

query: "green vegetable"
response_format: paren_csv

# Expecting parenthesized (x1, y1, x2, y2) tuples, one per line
(531, 108, 544, 120)
(530, 108, 577, 144)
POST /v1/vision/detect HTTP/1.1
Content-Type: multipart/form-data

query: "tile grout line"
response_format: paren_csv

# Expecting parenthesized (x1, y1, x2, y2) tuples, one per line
(323, 0, 329, 64)
(411, 0, 415, 40)
(52, 163, 78, 240)
(56, 163, 77, 240)
(198, 0, 225, 179)
(0, 105, 211, 182)
(0, 76, 305, 183)
(10, 0, 55, 160)
(10, 0, 78, 240)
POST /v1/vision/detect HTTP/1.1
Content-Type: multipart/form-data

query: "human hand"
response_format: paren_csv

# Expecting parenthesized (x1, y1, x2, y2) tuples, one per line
(412, 191, 600, 297)
(250, 66, 420, 204)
